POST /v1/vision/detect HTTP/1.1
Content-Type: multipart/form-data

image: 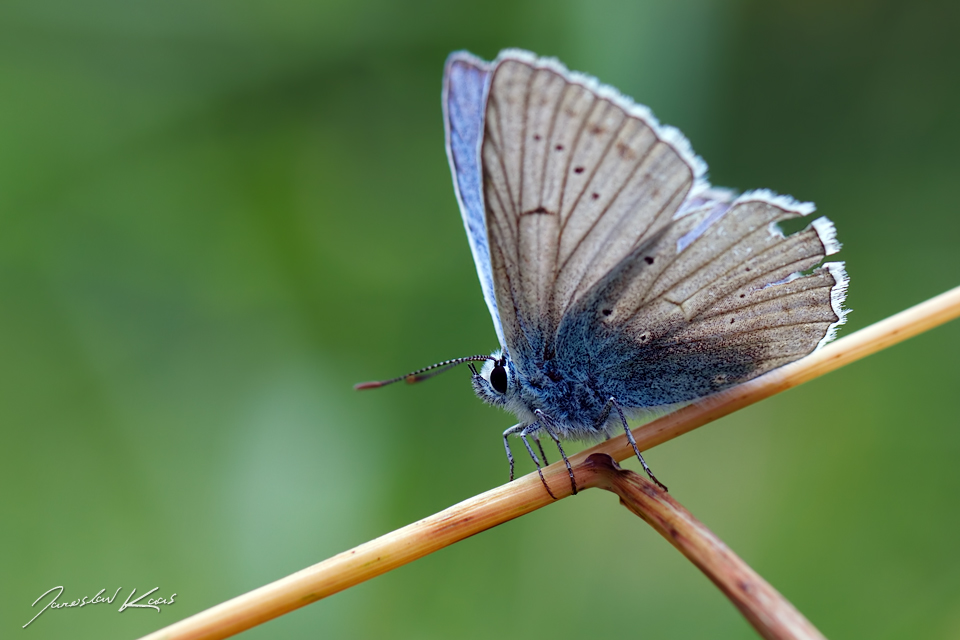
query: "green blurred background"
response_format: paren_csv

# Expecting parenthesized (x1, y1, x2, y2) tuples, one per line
(3, 0, 959, 638)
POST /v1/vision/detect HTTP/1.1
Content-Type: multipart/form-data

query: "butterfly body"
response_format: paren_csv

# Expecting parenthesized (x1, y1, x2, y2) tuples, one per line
(474, 345, 627, 442)
(362, 48, 848, 493)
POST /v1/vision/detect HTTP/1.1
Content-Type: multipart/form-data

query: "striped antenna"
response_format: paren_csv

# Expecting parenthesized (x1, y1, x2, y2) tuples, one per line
(354, 355, 495, 390)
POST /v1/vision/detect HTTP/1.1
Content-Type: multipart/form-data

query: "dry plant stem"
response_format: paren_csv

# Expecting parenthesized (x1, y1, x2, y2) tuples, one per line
(138, 284, 960, 640)
(579, 453, 826, 640)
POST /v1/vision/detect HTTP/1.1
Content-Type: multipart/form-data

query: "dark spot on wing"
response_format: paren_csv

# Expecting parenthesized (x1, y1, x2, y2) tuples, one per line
(740, 294, 745, 298)
(712, 374, 728, 385)
(533, 134, 541, 141)
(730, 318, 735, 324)
(590, 125, 605, 136)
(745, 267, 752, 272)
(644, 256, 654, 265)
(555, 144, 565, 151)
(574, 166, 584, 174)
(591, 192, 600, 200)
(521, 206, 554, 216)
(602, 309, 612, 316)
(616, 141, 636, 160)
(639, 332, 650, 342)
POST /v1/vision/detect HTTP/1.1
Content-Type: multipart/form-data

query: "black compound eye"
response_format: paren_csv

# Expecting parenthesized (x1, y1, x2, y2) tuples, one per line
(490, 362, 508, 394)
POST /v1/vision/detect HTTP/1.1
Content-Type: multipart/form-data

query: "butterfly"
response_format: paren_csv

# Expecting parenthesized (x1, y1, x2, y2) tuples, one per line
(358, 49, 848, 498)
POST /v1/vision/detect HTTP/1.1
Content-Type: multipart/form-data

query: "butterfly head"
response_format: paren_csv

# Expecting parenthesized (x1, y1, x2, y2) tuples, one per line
(469, 350, 517, 409)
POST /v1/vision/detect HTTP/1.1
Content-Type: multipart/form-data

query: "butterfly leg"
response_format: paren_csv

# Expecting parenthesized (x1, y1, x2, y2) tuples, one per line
(502, 423, 525, 482)
(533, 436, 550, 466)
(607, 397, 668, 492)
(534, 410, 577, 495)
(519, 422, 558, 500)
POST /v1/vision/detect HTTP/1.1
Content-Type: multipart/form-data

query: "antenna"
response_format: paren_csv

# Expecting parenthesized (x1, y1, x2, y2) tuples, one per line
(354, 355, 494, 390)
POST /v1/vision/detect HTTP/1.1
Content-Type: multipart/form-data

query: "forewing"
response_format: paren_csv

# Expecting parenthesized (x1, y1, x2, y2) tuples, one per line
(567, 191, 848, 406)
(481, 50, 704, 355)
(443, 52, 503, 345)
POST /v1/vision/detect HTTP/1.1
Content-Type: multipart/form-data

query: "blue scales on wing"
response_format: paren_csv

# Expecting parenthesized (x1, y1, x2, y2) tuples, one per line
(443, 52, 504, 347)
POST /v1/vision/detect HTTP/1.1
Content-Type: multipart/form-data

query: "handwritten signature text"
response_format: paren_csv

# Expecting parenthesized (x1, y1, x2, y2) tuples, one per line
(23, 586, 177, 628)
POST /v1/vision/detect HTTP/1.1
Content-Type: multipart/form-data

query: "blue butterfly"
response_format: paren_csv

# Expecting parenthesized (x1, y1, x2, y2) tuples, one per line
(359, 50, 848, 498)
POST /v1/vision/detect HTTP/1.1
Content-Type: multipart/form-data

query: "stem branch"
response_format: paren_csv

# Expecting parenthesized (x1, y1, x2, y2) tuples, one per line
(579, 454, 826, 640)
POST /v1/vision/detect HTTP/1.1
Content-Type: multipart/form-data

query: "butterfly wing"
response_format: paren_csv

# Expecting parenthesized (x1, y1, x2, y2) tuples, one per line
(561, 191, 848, 406)
(478, 49, 848, 407)
(480, 50, 707, 359)
(442, 52, 505, 346)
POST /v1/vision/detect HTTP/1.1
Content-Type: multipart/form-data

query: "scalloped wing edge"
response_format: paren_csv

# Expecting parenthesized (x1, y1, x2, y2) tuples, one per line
(818, 261, 850, 349)
(734, 189, 849, 349)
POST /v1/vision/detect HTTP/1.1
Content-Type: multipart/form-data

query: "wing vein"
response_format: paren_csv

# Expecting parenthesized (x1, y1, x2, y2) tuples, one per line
(666, 319, 834, 344)
(489, 94, 519, 230)
(551, 89, 596, 285)
(673, 231, 823, 310)
(693, 278, 833, 317)
(557, 102, 626, 241)
(518, 67, 534, 224)
(538, 78, 564, 208)
(560, 133, 677, 286)
(589, 177, 690, 316)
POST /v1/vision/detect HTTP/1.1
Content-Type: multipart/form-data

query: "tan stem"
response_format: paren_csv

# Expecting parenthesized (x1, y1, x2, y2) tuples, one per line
(578, 454, 827, 640)
(138, 284, 960, 640)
